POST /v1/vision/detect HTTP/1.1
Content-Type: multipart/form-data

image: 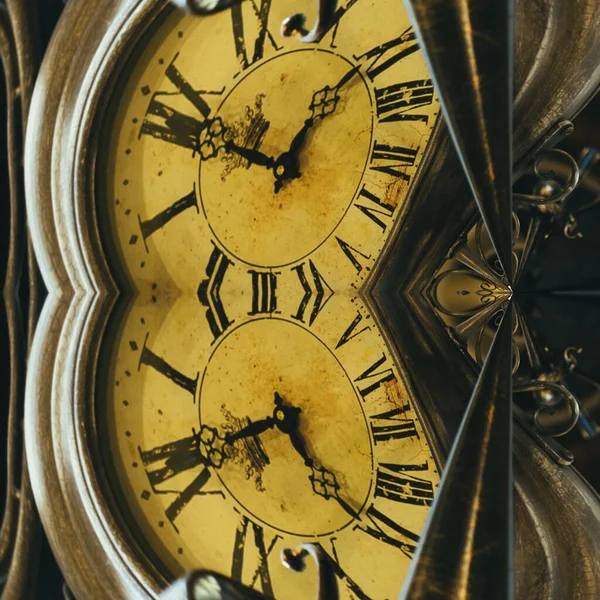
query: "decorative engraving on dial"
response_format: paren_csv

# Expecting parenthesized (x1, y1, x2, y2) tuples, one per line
(221, 404, 270, 492)
(220, 93, 269, 181)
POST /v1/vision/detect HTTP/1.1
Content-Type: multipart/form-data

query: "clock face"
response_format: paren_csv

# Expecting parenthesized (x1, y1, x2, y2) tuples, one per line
(99, 0, 440, 598)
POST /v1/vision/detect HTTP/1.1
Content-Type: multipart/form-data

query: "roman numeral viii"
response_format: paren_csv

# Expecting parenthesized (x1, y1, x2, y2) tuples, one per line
(370, 143, 418, 181)
(139, 433, 221, 527)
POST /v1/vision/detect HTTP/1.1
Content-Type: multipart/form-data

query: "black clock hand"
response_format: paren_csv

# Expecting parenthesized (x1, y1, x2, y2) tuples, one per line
(195, 116, 277, 171)
(271, 393, 360, 520)
(225, 414, 276, 444)
(309, 463, 360, 520)
(272, 64, 363, 193)
(272, 392, 313, 466)
(224, 140, 277, 170)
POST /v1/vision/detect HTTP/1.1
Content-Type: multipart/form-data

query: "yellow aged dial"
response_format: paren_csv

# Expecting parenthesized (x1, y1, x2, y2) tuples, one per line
(100, 0, 440, 598)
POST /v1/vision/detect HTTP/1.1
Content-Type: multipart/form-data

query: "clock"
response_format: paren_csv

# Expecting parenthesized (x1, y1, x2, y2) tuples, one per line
(18, 0, 600, 598)
(96, 1, 441, 596)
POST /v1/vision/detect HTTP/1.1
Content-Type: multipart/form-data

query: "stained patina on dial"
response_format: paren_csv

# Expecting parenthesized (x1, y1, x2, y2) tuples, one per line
(99, 1, 440, 598)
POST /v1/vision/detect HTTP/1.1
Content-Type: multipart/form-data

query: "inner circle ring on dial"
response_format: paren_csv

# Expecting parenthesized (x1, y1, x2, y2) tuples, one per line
(199, 318, 374, 537)
(198, 48, 373, 269)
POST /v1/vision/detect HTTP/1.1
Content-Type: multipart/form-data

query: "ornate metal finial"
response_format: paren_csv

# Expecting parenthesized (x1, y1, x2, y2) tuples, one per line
(170, 0, 241, 15)
(281, 543, 339, 600)
(280, 0, 338, 43)
(158, 544, 339, 600)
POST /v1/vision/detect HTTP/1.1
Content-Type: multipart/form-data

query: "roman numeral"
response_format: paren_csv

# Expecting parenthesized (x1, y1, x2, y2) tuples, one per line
(197, 245, 234, 342)
(369, 405, 419, 443)
(319, 540, 369, 600)
(141, 55, 213, 150)
(291, 260, 333, 325)
(230, 0, 279, 71)
(316, 0, 360, 47)
(370, 143, 418, 180)
(231, 516, 280, 596)
(375, 463, 434, 507)
(375, 79, 434, 124)
(355, 354, 396, 400)
(138, 187, 198, 249)
(139, 335, 198, 397)
(336, 237, 371, 274)
(139, 434, 204, 487)
(356, 505, 420, 559)
(139, 434, 221, 527)
(354, 186, 395, 232)
(354, 27, 419, 81)
(249, 270, 278, 315)
(336, 312, 371, 349)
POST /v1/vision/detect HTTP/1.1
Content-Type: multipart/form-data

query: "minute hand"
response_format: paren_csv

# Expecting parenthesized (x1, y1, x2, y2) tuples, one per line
(286, 64, 363, 158)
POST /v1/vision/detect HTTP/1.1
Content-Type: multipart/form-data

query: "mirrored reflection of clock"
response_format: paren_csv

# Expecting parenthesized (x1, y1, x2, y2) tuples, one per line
(17, 0, 600, 599)
(25, 1, 442, 598)
(100, 2, 441, 597)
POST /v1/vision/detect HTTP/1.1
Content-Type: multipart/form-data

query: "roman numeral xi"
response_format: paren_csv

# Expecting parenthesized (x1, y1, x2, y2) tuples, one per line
(141, 55, 214, 151)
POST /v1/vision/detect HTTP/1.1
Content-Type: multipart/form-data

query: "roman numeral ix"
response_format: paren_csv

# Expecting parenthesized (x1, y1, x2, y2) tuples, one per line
(291, 260, 334, 325)
(198, 244, 234, 341)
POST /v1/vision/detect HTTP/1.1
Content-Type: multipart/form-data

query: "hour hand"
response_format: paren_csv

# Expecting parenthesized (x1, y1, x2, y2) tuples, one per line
(224, 140, 277, 170)
(272, 392, 313, 466)
(225, 415, 276, 444)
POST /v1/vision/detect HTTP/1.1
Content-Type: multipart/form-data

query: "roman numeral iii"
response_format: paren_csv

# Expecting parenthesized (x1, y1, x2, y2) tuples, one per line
(375, 79, 434, 124)
(375, 462, 434, 506)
